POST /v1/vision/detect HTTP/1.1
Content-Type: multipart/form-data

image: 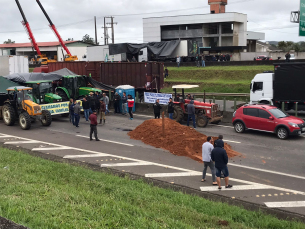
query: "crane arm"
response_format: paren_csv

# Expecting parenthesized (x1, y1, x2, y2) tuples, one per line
(15, 0, 41, 55)
(36, 0, 72, 56)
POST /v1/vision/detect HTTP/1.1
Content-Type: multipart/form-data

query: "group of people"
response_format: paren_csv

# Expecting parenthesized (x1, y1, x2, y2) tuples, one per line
(202, 135, 232, 190)
(113, 92, 135, 120)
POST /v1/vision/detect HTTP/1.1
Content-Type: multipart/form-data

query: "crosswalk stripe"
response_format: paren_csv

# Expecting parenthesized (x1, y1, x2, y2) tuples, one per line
(200, 185, 271, 192)
(4, 140, 40, 144)
(101, 162, 153, 167)
(145, 172, 202, 178)
(0, 135, 13, 138)
(265, 201, 305, 208)
(64, 154, 108, 159)
(32, 147, 72, 151)
(76, 135, 134, 147)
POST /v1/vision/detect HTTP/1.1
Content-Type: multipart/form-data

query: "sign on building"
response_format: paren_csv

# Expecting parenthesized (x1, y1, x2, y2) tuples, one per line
(300, 0, 305, 36)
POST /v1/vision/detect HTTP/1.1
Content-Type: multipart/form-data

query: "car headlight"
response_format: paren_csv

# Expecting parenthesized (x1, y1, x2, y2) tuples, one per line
(233, 111, 236, 117)
(288, 122, 299, 128)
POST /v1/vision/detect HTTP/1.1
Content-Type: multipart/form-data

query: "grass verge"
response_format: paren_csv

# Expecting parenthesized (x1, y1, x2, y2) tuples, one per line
(0, 147, 304, 229)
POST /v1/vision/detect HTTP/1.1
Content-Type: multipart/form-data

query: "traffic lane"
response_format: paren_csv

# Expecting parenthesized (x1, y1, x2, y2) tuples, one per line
(1, 123, 305, 196)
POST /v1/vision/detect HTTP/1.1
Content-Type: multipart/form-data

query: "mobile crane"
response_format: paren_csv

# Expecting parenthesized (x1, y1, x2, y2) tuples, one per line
(15, 0, 56, 65)
(36, 0, 78, 62)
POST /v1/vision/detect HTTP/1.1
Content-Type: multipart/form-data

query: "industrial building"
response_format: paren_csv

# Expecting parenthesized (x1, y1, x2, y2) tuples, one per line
(143, 0, 265, 54)
(0, 41, 93, 62)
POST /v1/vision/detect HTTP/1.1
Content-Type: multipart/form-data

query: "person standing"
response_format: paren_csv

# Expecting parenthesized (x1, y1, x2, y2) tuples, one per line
(211, 143, 232, 190)
(99, 99, 106, 124)
(201, 55, 206, 67)
(176, 56, 181, 68)
(187, 100, 196, 129)
(89, 110, 100, 141)
(202, 137, 217, 185)
(74, 101, 81, 128)
(114, 92, 121, 113)
(89, 92, 96, 112)
(285, 52, 291, 62)
(103, 93, 110, 114)
(82, 97, 90, 122)
(121, 92, 128, 115)
(214, 135, 224, 148)
(127, 95, 134, 120)
(69, 98, 74, 124)
(95, 92, 101, 120)
(196, 54, 200, 67)
(164, 67, 169, 79)
(153, 99, 162, 119)
(168, 98, 174, 120)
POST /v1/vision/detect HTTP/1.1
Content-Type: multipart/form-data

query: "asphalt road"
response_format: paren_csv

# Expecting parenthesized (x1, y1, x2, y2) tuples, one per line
(0, 113, 305, 216)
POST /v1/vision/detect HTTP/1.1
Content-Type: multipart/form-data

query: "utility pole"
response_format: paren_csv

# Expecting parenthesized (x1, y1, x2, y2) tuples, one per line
(102, 16, 117, 45)
(105, 16, 117, 44)
(94, 16, 98, 45)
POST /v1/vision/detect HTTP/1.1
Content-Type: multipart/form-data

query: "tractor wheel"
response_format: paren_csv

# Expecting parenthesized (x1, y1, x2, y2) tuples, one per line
(173, 105, 184, 123)
(196, 115, 208, 128)
(56, 90, 69, 102)
(2, 104, 16, 126)
(19, 112, 31, 130)
(41, 110, 52, 126)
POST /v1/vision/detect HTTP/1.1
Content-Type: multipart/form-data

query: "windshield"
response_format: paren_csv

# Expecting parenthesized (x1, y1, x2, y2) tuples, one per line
(40, 82, 52, 94)
(269, 108, 289, 119)
(77, 77, 86, 87)
(16, 90, 33, 103)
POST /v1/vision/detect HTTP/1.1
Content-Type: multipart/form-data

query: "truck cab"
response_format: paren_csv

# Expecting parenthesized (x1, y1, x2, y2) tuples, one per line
(250, 72, 274, 105)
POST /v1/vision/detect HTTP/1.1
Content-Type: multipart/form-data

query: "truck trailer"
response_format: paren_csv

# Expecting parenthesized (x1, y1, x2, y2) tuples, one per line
(250, 63, 305, 111)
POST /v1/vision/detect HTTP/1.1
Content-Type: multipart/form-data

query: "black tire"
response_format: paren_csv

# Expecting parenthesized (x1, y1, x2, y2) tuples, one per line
(196, 115, 208, 128)
(2, 104, 16, 126)
(41, 110, 52, 126)
(19, 112, 31, 130)
(56, 89, 69, 102)
(173, 105, 184, 123)
(276, 127, 289, 140)
(234, 121, 245, 133)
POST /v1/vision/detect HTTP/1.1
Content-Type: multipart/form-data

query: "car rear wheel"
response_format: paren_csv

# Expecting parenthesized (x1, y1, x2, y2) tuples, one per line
(234, 122, 245, 133)
(277, 127, 288, 140)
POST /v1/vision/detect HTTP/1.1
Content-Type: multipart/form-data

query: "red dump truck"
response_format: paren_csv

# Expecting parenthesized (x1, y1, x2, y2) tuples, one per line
(37, 62, 164, 101)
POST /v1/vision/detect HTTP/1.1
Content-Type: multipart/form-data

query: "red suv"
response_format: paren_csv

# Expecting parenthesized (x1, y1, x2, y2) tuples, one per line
(232, 105, 305, 139)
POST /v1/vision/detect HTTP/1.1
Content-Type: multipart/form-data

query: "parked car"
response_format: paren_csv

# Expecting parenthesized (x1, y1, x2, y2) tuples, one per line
(255, 55, 272, 61)
(232, 104, 305, 139)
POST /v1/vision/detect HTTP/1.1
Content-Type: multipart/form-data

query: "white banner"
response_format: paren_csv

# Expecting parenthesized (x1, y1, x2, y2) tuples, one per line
(144, 92, 172, 105)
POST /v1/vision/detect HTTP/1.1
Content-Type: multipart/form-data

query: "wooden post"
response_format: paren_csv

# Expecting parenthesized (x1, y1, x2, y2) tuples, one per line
(162, 111, 165, 137)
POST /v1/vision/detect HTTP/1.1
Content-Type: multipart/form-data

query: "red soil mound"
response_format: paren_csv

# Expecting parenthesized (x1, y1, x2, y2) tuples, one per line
(128, 118, 241, 163)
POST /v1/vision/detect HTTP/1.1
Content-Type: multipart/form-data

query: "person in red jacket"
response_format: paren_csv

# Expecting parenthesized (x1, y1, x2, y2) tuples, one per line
(89, 110, 100, 141)
(127, 95, 134, 120)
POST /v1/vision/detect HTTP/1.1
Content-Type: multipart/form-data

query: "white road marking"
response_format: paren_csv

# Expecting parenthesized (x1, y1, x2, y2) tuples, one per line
(0, 132, 305, 196)
(265, 201, 305, 208)
(200, 185, 271, 192)
(0, 135, 14, 138)
(32, 147, 72, 151)
(145, 172, 202, 178)
(211, 124, 234, 129)
(224, 140, 241, 144)
(101, 162, 153, 167)
(4, 140, 40, 144)
(64, 154, 108, 159)
(133, 114, 154, 118)
(76, 135, 134, 147)
(229, 163, 305, 181)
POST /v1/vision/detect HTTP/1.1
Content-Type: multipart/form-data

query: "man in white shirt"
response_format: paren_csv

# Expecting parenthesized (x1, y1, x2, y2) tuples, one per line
(201, 136, 217, 185)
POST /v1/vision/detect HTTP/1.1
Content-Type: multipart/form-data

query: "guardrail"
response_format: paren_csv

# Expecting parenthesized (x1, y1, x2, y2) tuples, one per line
(191, 92, 250, 97)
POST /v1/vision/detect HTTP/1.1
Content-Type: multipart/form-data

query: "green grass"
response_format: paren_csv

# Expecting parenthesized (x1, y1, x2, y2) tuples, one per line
(0, 147, 304, 229)
(162, 66, 274, 93)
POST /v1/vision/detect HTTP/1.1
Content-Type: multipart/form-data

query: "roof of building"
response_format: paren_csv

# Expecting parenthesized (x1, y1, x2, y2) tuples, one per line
(143, 12, 246, 19)
(0, 41, 88, 48)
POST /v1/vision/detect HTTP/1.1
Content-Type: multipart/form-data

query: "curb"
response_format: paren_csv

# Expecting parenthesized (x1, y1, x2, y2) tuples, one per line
(0, 143, 305, 225)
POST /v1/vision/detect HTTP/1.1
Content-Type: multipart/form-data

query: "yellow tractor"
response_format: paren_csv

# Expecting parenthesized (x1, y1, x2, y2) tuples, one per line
(0, 86, 52, 130)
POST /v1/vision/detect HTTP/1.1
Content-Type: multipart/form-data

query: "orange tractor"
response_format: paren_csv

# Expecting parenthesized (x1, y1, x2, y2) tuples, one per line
(171, 85, 223, 127)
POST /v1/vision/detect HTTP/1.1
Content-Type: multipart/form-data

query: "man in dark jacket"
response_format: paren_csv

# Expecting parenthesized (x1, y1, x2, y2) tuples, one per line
(89, 110, 100, 141)
(285, 52, 291, 62)
(82, 97, 90, 122)
(89, 92, 96, 111)
(69, 98, 74, 124)
(121, 92, 128, 115)
(74, 101, 81, 128)
(211, 145, 232, 190)
(187, 100, 196, 128)
(114, 92, 121, 113)
(168, 98, 174, 120)
(214, 135, 224, 148)
(153, 99, 162, 119)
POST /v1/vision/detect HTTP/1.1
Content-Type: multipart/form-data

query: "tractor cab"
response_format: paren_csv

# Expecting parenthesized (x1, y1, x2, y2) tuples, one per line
(171, 85, 223, 127)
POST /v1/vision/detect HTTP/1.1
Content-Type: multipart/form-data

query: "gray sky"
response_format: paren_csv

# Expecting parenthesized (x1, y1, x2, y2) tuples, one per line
(0, 0, 302, 44)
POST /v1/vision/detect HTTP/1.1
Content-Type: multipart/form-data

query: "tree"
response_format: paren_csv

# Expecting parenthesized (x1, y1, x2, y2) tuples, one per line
(82, 34, 98, 45)
(277, 41, 287, 51)
(3, 39, 15, 44)
(293, 43, 301, 52)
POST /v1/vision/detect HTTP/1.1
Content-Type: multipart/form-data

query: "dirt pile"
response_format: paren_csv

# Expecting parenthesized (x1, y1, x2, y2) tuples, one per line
(128, 118, 241, 163)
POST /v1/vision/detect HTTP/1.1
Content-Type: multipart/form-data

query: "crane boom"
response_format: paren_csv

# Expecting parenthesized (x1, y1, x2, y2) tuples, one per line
(36, 0, 72, 56)
(15, 0, 42, 55)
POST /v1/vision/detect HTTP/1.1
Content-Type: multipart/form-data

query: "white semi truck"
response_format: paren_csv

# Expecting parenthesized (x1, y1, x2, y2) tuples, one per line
(250, 63, 305, 111)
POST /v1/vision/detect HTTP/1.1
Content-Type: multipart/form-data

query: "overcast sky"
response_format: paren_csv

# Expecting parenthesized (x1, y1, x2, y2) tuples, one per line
(0, 0, 302, 44)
